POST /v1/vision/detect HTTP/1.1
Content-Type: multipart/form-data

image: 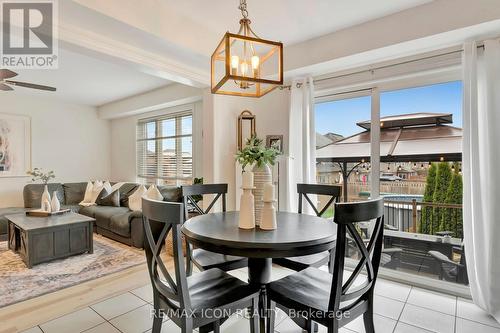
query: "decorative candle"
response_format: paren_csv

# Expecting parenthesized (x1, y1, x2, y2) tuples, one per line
(263, 183, 274, 202)
(242, 171, 254, 188)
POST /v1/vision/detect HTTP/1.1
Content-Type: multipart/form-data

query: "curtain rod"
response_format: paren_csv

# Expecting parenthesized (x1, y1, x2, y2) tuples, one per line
(279, 43, 486, 91)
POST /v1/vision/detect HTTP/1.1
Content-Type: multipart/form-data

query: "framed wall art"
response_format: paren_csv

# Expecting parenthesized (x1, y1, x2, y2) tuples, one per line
(0, 114, 31, 177)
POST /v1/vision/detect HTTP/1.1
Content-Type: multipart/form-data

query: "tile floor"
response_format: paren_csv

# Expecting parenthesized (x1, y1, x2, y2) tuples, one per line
(21, 266, 500, 333)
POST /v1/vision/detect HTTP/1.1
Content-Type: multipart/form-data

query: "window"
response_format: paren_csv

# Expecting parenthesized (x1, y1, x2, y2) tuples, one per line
(137, 112, 193, 186)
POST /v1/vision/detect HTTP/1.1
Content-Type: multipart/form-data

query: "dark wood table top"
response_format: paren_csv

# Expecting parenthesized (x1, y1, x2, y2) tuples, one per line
(182, 211, 337, 258)
(5, 212, 95, 230)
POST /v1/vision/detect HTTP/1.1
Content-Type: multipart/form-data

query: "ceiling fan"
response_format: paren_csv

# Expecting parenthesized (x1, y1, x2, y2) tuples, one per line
(0, 69, 56, 92)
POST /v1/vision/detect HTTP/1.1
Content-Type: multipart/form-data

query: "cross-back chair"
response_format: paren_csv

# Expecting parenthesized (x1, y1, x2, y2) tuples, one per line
(267, 198, 385, 333)
(273, 184, 342, 273)
(142, 197, 260, 333)
(182, 184, 248, 274)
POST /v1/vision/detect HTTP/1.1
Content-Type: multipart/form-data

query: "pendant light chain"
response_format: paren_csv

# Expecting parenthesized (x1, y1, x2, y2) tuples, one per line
(239, 0, 249, 19)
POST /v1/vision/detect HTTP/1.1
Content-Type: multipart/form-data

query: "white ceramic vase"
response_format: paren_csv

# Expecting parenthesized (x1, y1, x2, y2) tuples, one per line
(41, 185, 51, 210)
(239, 188, 255, 229)
(51, 191, 60, 212)
(260, 201, 277, 230)
(252, 164, 272, 226)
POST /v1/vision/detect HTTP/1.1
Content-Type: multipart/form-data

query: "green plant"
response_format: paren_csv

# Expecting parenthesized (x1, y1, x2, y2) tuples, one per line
(26, 168, 55, 185)
(433, 162, 453, 233)
(420, 163, 437, 234)
(443, 171, 463, 237)
(235, 135, 280, 169)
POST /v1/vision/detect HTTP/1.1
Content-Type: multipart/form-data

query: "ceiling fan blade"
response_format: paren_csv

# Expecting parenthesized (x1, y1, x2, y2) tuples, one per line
(4, 80, 56, 91)
(0, 83, 13, 91)
(0, 69, 18, 79)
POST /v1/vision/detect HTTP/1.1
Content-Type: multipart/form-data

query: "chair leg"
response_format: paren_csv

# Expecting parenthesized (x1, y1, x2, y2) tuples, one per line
(363, 293, 375, 333)
(306, 319, 319, 333)
(250, 297, 260, 333)
(328, 250, 335, 274)
(152, 314, 162, 333)
(186, 246, 193, 276)
(266, 299, 276, 333)
(328, 320, 339, 333)
(213, 320, 220, 333)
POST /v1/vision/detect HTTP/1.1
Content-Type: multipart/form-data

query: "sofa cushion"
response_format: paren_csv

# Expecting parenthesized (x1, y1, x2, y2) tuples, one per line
(109, 211, 142, 238)
(23, 183, 64, 208)
(63, 182, 88, 205)
(93, 206, 130, 230)
(96, 189, 120, 207)
(158, 186, 182, 203)
(0, 207, 28, 235)
(60, 204, 80, 213)
(78, 205, 100, 218)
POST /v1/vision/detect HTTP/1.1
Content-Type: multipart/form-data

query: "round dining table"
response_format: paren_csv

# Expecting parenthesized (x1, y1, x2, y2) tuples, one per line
(181, 211, 337, 332)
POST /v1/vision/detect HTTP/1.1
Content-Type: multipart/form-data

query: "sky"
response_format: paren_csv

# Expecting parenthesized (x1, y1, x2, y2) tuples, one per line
(315, 81, 463, 137)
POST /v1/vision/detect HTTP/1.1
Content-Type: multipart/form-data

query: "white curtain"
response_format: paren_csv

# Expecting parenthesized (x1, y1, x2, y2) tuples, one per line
(286, 77, 316, 213)
(463, 39, 500, 322)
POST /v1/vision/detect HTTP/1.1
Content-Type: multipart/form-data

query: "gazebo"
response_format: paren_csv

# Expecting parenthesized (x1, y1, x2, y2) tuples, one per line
(316, 112, 462, 200)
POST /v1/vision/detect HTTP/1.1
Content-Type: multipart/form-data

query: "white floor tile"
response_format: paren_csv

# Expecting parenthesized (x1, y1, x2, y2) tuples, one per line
(456, 318, 500, 333)
(19, 327, 43, 333)
(274, 316, 354, 333)
(91, 293, 147, 320)
(399, 303, 455, 333)
(130, 284, 154, 303)
(109, 304, 155, 333)
(457, 298, 500, 328)
(40, 307, 105, 333)
(344, 314, 397, 333)
(374, 279, 411, 302)
(220, 313, 253, 333)
(406, 287, 456, 315)
(374, 295, 405, 320)
(82, 322, 121, 333)
(143, 319, 181, 333)
(394, 322, 434, 333)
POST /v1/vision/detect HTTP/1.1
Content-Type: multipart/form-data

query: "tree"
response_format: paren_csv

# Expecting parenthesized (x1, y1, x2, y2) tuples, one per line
(433, 162, 453, 234)
(420, 163, 437, 234)
(442, 171, 463, 237)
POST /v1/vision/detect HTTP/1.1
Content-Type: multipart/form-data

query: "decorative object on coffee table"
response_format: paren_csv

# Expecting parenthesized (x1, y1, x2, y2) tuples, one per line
(239, 171, 256, 229)
(26, 168, 56, 211)
(26, 209, 70, 217)
(51, 190, 61, 212)
(236, 135, 279, 225)
(6, 212, 95, 268)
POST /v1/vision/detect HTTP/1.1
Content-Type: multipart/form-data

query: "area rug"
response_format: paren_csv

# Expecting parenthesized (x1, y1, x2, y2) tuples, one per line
(0, 234, 146, 308)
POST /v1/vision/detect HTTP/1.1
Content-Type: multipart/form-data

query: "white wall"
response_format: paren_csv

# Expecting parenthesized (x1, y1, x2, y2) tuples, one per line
(203, 89, 290, 210)
(110, 102, 203, 182)
(0, 93, 111, 208)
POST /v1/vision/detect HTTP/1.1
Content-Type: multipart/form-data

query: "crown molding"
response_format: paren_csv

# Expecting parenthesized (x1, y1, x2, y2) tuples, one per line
(58, 23, 210, 87)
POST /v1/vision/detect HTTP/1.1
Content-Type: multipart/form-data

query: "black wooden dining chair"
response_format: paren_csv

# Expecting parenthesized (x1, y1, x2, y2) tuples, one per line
(273, 184, 341, 273)
(267, 198, 385, 333)
(182, 184, 248, 274)
(142, 197, 260, 333)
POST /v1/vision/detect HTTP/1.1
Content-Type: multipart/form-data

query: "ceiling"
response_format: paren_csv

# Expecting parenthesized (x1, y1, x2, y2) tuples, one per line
(163, 0, 434, 47)
(10, 48, 171, 106)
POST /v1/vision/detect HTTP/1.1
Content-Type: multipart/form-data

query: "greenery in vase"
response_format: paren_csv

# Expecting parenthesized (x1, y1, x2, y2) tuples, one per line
(192, 177, 203, 203)
(26, 168, 55, 185)
(235, 135, 280, 170)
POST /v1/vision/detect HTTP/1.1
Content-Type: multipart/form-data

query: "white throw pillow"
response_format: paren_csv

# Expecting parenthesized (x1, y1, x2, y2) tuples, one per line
(90, 180, 104, 204)
(81, 181, 93, 203)
(103, 181, 112, 194)
(146, 184, 163, 201)
(128, 185, 147, 211)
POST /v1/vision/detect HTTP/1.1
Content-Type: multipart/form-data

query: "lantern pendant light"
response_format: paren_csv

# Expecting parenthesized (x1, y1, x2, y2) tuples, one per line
(211, 0, 283, 97)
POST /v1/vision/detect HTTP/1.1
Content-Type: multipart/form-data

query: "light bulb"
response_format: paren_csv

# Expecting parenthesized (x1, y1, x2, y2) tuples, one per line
(251, 55, 260, 69)
(241, 61, 248, 76)
(231, 55, 239, 75)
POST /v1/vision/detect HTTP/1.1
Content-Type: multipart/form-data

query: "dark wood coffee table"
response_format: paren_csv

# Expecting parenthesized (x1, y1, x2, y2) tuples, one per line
(6, 212, 95, 268)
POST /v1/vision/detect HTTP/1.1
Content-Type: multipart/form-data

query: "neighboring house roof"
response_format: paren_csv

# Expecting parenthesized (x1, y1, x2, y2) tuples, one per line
(317, 113, 462, 163)
(316, 132, 344, 149)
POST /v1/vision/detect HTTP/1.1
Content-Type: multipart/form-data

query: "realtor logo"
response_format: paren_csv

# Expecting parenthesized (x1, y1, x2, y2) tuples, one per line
(1, 0, 58, 69)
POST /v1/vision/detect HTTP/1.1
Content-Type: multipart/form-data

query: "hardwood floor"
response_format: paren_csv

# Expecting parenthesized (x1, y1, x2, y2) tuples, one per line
(0, 263, 155, 333)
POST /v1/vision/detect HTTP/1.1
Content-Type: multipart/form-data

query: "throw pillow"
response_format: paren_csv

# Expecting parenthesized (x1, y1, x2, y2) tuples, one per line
(89, 180, 104, 204)
(81, 181, 93, 203)
(146, 184, 164, 201)
(103, 181, 112, 194)
(111, 182, 125, 192)
(96, 189, 120, 207)
(128, 185, 147, 211)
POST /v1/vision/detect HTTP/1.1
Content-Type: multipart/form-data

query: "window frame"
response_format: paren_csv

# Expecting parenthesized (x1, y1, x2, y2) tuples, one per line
(136, 110, 194, 186)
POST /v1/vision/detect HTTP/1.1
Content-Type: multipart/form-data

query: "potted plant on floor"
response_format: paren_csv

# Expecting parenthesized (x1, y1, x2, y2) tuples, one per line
(236, 135, 280, 225)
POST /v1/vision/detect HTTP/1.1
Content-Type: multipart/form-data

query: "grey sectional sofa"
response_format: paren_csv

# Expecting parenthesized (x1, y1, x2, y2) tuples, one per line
(0, 182, 182, 248)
